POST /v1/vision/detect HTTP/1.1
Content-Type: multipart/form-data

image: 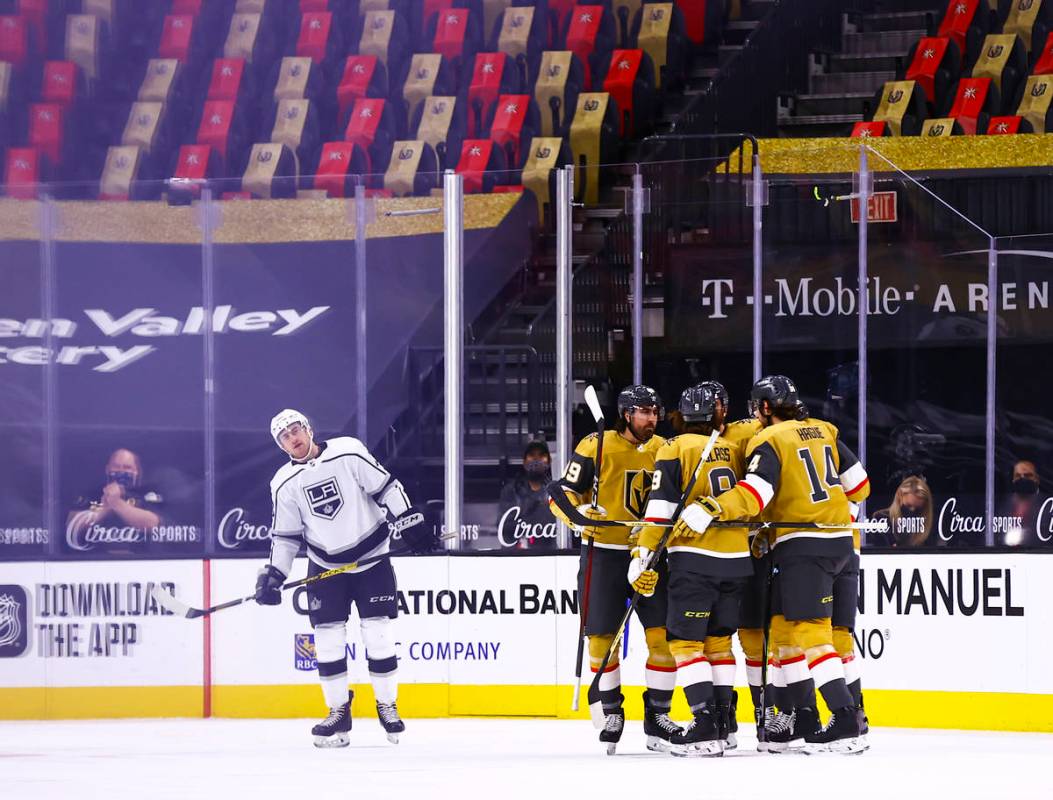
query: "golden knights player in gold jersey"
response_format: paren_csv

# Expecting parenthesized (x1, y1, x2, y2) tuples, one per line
(549, 385, 677, 754)
(631, 381, 750, 757)
(717, 412, 772, 733)
(673, 376, 871, 754)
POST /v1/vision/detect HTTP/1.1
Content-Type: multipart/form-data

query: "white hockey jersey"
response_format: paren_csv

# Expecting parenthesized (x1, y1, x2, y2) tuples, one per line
(268, 437, 410, 574)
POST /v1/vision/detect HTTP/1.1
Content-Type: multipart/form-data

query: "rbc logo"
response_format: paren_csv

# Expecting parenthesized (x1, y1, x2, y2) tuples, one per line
(294, 633, 317, 671)
(0, 585, 29, 657)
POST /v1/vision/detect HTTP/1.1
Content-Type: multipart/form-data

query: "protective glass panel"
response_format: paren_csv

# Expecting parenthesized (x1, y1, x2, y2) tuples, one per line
(863, 147, 994, 550)
(49, 181, 207, 562)
(206, 168, 455, 702)
(456, 167, 553, 553)
(994, 227, 1053, 549)
(762, 142, 865, 472)
(209, 180, 358, 562)
(0, 196, 49, 564)
(635, 147, 758, 428)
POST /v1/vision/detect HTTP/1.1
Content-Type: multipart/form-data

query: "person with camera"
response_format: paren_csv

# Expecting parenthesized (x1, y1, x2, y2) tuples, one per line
(66, 448, 164, 548)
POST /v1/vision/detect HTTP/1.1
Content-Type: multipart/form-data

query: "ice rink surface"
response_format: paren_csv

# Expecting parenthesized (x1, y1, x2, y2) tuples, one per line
(3, 718, 1050, 800)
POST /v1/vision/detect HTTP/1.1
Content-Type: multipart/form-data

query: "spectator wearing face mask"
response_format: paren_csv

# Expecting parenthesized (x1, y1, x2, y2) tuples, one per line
(998, 460, 1050, 547)
(869, 475, 934, 548)
(65, 448, 164, 551)
(497, 441, 559, 549)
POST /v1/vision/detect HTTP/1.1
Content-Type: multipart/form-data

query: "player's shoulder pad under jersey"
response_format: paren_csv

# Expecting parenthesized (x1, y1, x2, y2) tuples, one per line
(727, 417, 757, 430)
(713, 433, 738, 460)
(643, 433, 667, 454)
(803, 417, 839, 441)
(575, 431, 599, 457)
(321, 436, 363, 456)
(270, 459, 302, 491)
(745, 421, 780, 451)
(654, 435, 683, 461)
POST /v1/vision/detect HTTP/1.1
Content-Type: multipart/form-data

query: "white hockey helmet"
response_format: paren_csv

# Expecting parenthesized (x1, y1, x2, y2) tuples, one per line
(270, 408, 311, 447)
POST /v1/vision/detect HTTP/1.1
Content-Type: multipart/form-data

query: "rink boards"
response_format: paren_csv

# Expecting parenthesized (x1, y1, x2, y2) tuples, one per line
(1, 553, 1051, 731)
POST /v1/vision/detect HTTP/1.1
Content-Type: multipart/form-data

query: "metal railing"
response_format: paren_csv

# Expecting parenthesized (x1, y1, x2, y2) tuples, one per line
(407, 344, 542, 463)
(677, 0, 845, 136)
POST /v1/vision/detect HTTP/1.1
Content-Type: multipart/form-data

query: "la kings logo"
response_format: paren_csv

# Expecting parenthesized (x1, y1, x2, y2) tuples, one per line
(304, 478, 343, 520)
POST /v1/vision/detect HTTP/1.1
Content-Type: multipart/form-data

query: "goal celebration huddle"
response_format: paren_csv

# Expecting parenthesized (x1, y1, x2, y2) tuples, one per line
(548, 377, 875, 757)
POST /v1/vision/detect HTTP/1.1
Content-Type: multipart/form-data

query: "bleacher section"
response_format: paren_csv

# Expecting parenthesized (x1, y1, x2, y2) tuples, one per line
(0, 0, 740, 204)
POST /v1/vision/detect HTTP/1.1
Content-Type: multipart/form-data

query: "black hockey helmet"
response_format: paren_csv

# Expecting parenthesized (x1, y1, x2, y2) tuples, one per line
(749, 374, 802, 416)
(617, 384, 663, 419)
(679, 381, 727, 423)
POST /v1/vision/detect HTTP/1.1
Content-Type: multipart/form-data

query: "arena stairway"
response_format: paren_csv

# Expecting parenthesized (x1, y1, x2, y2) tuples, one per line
(777, 0, 946, 137)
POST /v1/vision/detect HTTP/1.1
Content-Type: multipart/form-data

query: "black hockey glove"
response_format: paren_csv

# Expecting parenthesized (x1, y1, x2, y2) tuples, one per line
(391, 506, 441, 554)
(254, 565, 286, 606)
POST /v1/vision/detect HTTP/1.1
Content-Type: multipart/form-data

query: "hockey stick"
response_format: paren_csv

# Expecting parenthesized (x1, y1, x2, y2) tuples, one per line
(555, 502, 888, 533)
(572, 385, 605, 711)
(153, 541, 433, 620)
(812, 186, 859, 207)
(585, 429, 720, 727)
(757, 553, 776, 747)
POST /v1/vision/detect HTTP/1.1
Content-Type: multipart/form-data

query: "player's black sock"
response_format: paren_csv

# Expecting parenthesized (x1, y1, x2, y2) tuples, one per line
(787, 677, 815, 710)
(647, 688, 674, 712)
(818, 678, 854, 712)
(684, 680, 714, 711)
(848, 678, 862, 707)
(599, 688, 623, 714)
(713, 685, 733, 707)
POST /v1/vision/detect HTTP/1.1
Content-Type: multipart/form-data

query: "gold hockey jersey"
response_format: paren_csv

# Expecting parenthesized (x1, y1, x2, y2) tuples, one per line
(722, 417, 762, 452)
(638, 433, 753, 576)
(550, 429, 666, 548)
(710, 417, 870, 557)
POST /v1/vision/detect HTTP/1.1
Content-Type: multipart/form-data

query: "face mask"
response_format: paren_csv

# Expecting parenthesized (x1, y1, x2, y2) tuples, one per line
(107, 471, 136, 488)
(1012, 477, 1039, 496)
(524, 459, 549, 477)
(900, 505, 923, 516)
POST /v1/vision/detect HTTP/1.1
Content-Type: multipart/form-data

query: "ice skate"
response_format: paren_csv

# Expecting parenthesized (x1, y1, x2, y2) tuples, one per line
(717, 690, 739, 751)
(804, 706, 868, 755)
(599, 709, 625, 755)
(670, 705, 724, 758)
(376, 701, 405, 744)
(767, 706, 817, 754)
(312, 691, 352, 748)
(643, 691, 683, 753)
(715, 703, 736, 751)
(755, 706, 777, 753)
(857, 694, 870, 746)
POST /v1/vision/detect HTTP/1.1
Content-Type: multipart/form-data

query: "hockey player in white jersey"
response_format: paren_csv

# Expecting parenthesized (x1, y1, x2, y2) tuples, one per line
(255, 409, 439, 748)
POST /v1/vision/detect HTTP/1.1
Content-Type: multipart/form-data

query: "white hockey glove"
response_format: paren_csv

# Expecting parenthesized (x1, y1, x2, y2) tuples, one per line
(627, 546, 658, 596)
(673, 496, 721, 538)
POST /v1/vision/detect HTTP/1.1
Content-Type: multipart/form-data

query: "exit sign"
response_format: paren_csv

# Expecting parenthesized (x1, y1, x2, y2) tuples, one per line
(846, 189, 897, 223)
(851, 191, 897, 223)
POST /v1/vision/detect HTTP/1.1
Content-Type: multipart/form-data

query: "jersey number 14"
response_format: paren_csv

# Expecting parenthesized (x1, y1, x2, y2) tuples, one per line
(796, 446, 840, 504)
